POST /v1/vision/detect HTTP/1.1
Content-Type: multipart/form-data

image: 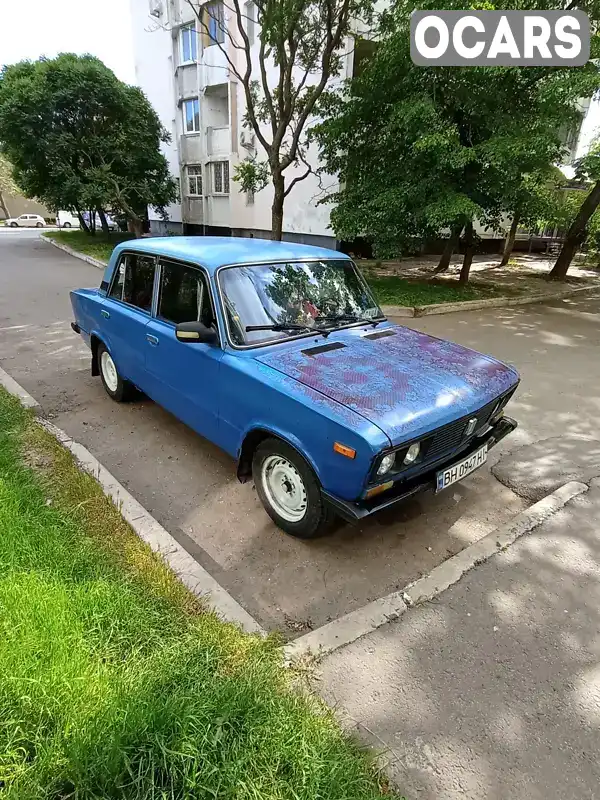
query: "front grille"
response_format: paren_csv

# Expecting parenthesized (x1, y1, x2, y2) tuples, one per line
(425, 397, 500, 460)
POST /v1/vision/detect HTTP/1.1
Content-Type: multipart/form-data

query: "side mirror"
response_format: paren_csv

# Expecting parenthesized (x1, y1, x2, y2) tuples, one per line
(175, 321, 219, 345)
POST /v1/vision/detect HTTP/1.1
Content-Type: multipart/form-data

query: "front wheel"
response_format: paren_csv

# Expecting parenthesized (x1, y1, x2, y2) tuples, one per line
(63, 222, 72, 228)
(252, 438, 333, 538)
(97, 343, 134, 402)
(10, 222, 17, 228)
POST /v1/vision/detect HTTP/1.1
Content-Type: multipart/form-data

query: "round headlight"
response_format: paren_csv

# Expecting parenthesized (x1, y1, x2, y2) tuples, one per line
(403, 442, 420, 464)
(377, 453, 396, 476)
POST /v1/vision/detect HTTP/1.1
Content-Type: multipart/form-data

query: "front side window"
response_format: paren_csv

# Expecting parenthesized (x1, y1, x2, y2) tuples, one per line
(218, 260, 383, 346)
(158, 259, 214, 327)
(211, 160, 229, 194)
(183, 98, 200, 133)
(109, 254, 156, 313)
(187, 164, 203, 196)
(180, 24, 197, 63)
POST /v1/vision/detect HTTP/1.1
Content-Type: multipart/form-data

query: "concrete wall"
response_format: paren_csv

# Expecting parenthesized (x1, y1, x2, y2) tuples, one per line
(0, 193, 51, 221)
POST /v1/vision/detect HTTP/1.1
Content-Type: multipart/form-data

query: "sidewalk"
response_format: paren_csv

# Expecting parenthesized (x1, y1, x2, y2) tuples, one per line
(319, 479, 600, 799)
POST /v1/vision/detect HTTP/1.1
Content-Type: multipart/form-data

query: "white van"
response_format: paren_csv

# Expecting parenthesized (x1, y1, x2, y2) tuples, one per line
(57, 210, 80, 229)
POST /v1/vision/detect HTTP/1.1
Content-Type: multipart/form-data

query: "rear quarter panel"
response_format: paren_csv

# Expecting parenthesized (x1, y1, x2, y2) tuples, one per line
(70, 288, 106, 348)
(217, 355, 390, 501)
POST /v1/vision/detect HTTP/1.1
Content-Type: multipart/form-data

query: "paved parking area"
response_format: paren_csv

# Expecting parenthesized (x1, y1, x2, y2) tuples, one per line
(9, 233, 596, 634)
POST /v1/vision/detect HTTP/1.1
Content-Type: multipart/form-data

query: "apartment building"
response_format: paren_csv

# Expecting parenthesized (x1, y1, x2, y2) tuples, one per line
(130, 0, 343, 246)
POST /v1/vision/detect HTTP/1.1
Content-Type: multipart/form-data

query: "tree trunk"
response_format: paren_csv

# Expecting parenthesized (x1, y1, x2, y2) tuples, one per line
(76, 210, 91, 234)
(0, 191, 10, 220)
(459, 220, 475, 285)
(499, 213, 520, 267)
(549, 179, 600, 280)
(97, 208, 110, 236)
(271, 173, 284, 241)
(128, 218, 145, 238)
(434, 223, 463, 273)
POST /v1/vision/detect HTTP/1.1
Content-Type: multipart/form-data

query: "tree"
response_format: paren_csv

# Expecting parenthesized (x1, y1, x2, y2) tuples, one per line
(315, 0, 600, 282)
(0, 54, 177, 237)
(549, 143, 600, 279)
(0, 153, 19, 219)
(184, 0, 374, 240)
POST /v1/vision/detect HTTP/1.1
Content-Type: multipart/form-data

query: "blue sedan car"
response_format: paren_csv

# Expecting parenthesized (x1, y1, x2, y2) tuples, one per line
(70, 237, 519, 538)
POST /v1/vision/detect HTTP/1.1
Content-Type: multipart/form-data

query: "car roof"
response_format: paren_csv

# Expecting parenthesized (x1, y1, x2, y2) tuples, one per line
(111, 236, 349, 274)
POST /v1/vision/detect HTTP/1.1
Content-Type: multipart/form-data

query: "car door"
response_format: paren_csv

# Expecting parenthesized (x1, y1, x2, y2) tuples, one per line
(101, 252, 156, 390)
(144, 257, 224, 443)
(18, 215, 31, 227)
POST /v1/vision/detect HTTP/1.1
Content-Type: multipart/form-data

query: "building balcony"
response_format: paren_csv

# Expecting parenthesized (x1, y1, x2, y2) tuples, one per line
(207, 125, 230, 156)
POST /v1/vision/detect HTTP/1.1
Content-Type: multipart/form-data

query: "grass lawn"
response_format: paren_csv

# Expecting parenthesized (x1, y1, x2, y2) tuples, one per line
(0, 390, 396, 799)
(365, 274, 503, 307)
(43, 230, 132, 263)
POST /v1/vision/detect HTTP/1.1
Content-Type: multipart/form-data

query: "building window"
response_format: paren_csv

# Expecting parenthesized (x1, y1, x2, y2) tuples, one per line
(246, 190, 254, 205)
(205, 1, 224, 45)
(183, 98, 200, 133)
(174, 177, 181, 202)
(211, 161, 230, 194)
(187, 165, 203, 196)
(244, 1, 255, 45)
(180, 24, 197, 63)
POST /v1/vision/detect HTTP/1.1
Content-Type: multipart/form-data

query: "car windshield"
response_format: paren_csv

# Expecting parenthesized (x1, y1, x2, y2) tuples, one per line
(218, 260, 384, 346)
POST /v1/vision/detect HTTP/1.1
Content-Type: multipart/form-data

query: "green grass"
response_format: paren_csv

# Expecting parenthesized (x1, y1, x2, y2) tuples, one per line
(43, 230, 133, 263)
(366, 274, 500, 307)
(0, 390, 396, 799)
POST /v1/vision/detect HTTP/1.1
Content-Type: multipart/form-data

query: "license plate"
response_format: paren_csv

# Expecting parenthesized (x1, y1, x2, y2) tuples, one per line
(436, 444, 488, 492)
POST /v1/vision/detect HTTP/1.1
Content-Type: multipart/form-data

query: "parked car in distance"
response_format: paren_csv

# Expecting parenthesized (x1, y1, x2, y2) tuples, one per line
(59, 211, 119, 230)
(70, 238, 520, 538)
(5, 214, 45, 228)
(57, 210, 80, 228)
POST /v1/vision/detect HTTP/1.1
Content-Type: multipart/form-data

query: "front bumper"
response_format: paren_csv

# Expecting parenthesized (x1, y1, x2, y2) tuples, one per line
(323, 415, 517, 523)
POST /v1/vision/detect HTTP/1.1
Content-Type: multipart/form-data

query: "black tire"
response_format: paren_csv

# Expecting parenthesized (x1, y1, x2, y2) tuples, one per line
(10, 222, 17, 228)
(63, 222, 72, 228)
(252, 437, 334, 538)
(97, 342, 134, 402)
(36, 222, 43, 228)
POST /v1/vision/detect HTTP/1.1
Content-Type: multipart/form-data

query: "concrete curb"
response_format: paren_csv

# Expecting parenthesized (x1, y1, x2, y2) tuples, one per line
(0, 366, 41, 410)
(381, 284, 598, 318)
(0, 367, 265, 636)
(42, 235, 108, 270)
(284, 479, 588, 661)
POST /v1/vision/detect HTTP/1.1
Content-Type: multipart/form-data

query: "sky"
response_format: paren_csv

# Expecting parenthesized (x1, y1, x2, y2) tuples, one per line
(0, 0, 136, 83)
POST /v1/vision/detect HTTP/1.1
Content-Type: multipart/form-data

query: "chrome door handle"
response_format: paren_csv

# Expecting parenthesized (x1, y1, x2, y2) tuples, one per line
(101, 309, 110, 319)
(146, 334, 159, 345)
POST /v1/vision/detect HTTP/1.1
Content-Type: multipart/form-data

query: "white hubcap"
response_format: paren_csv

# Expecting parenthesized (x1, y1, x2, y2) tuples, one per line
(100, 351, 119, 393)
(261, 455, 308, 523)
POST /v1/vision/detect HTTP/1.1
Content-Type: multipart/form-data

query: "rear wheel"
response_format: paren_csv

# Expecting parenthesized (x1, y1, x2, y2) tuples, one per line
(98, 343, 134, 402)
(36, 222, 43, 228)
(63, 222, 72, 228)
(252, 438, 333, 538)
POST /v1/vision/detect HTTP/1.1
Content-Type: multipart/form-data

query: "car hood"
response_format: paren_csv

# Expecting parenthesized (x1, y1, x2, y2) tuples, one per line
(255, 324, 519, 445)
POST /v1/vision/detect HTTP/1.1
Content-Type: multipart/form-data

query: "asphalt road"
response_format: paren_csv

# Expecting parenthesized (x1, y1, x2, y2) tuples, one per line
(9, 229, 591, 635)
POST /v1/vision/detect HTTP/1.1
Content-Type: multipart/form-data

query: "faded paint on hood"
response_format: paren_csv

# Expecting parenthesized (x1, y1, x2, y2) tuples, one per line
(256, 324, 519, 445)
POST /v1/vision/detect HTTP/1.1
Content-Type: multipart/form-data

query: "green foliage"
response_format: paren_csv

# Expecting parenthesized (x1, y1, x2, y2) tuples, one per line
(365, 275, 497, 306)
(0, 390, 395, 799)
(0, 153, 19, 196)
(0, 54, 177, 227)
(315, 0, 600, 258)
(43, 230, 132, 263)
(233, 156, 270, 193)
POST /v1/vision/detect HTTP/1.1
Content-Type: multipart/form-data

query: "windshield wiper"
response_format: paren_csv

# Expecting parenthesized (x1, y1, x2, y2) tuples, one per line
(315, 313, 385, 328)
(246, 323, 329, 337)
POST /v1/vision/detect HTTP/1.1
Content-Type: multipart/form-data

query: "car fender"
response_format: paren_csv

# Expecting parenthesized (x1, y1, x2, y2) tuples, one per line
(237, 421, 323, 483)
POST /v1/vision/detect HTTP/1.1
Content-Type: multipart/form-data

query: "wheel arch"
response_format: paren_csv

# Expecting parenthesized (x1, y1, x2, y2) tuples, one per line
(236, 426, 321, 485)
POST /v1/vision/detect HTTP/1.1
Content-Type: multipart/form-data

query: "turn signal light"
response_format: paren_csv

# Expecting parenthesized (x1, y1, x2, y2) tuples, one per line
(333, 442, 356, 459)
(365, 481, 394, 499)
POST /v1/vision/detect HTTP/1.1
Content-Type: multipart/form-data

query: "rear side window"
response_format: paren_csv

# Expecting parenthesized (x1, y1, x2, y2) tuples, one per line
(109, 254, 156, 312)
(157, 259, 213, 327)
